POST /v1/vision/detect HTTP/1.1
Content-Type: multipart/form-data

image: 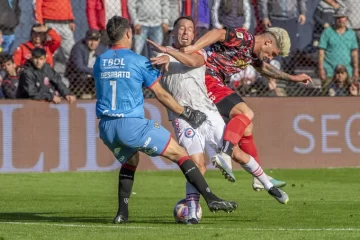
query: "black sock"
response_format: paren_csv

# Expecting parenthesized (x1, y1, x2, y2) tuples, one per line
(221, 141, 234, 156)
(117, 164, 136, 218)
(178, 158, 219, 203)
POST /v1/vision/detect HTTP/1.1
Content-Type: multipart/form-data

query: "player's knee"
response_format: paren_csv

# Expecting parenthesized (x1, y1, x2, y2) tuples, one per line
(127, 152, 140, 167)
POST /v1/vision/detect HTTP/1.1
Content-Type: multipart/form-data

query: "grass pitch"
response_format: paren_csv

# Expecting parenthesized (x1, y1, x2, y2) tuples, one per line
(0, 169, 359, 240)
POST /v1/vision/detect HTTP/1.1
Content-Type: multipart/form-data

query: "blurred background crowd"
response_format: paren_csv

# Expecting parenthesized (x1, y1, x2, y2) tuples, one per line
(0, 0, 359, 102)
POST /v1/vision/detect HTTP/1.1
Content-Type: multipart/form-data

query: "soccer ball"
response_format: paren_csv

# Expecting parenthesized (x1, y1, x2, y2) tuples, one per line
(173, 198, 202, 223)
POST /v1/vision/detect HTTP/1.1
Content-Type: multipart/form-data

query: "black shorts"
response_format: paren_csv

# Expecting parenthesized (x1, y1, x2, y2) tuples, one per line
(215, 92, 245, 121)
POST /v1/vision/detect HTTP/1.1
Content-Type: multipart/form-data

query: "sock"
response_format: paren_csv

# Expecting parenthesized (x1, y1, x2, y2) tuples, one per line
(222, 114, 251, 156)
(240, 156, 273, 191)
(186, 182, 200, 219)
(117, 163, 136, 218)
(239, 134, 260, 163)
(178, 157, 218, 203)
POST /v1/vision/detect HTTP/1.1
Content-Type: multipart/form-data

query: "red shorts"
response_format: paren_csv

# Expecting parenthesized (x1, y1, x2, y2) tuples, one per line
(205, 74, 234, 104)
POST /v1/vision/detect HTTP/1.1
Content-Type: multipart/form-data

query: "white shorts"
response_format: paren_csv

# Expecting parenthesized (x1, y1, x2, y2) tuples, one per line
(172, 110, 225, 156)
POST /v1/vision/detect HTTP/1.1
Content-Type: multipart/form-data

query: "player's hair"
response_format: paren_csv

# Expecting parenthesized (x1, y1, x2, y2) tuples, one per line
(264, 27, 291, 57)
(173, 16, 195, 28)
(31, 47, 46, 58)
(106, 16, 131, 44)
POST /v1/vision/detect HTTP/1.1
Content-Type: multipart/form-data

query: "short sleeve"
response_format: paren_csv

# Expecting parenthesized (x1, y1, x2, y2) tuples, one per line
(140, 59, 162, 88)
(223, 28, 249, 47)
(318, 29, 329, 50)
(351, 31, 359, 50)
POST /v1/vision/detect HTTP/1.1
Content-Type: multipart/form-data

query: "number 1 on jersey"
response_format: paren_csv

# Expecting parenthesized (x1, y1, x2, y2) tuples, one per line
(110, 80, 116, 110)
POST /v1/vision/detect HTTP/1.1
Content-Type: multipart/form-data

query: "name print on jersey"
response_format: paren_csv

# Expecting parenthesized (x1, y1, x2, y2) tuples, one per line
(100, 71, 131, 79)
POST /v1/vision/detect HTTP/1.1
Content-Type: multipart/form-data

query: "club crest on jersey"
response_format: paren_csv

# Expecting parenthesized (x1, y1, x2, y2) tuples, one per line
(233, 59, 248, 69)
(235, 31, 243, 39)
(184, 128, 195, 138)
(154, 122, 160, 128)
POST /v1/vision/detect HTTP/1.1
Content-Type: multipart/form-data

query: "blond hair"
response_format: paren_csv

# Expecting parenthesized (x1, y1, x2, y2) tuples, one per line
(265, 27, 291, 57)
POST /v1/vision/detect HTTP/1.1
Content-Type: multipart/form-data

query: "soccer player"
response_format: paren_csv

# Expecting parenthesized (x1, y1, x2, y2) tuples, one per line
(148, 16, 289, 224)
(181, 26, 312, 190)
(94, 16, 237, 224)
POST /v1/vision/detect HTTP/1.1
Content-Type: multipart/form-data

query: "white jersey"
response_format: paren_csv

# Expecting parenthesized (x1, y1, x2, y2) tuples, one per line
(160, 47, 225, 155)
(160, 47, 217, 121)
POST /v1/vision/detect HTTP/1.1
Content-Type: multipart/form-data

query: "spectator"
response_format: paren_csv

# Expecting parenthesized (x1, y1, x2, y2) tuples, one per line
(16, 48, 75, 104)
(66, 29, 107, 99)
(191, 0, 212, 39)
(328, 64, 359, 96)
(0, 30, 3, 54)
(128, 0, 169, 57)
(33, 0, 75, 69)
(318, 7, 359, 92)
(211, 0, 252, 30)
(1, 54, 20, 98)
(86, 0, 130, 45)
(258, 0, 307, 74)
(163, 0, 182, 45)
(0, 0, 21, 53)
(13, 24, 61, 68)
(312, 1, 343, 47)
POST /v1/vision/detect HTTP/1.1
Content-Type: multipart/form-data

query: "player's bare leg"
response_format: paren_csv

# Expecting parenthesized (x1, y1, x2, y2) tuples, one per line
(214, 102, 286, 189)
(185, 153, 206, 224)
(163, 138, 237, 213)
(231, 146, 289, 204)
(114, 152, 139, 224)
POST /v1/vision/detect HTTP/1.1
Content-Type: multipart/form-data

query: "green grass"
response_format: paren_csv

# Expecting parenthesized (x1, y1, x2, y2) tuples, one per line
(0, 169, 360, 240)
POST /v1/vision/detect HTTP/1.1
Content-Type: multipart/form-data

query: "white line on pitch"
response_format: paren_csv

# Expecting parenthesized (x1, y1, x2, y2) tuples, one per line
(0, 222, 360, 232)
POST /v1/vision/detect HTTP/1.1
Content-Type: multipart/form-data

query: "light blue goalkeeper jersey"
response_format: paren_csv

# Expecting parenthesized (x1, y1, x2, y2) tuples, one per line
(94, 47, 161, 119)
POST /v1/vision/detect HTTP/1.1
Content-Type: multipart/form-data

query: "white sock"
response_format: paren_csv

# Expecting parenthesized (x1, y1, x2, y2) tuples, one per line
(186, 181, 200, 219)
(241, 156, 273, 191)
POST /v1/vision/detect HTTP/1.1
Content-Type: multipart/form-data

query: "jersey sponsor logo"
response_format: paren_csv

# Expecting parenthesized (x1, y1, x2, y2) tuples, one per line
(102, 58, 125, 67)
(143, 137, 152, 148)
(114, 147, 122, 156)
(100, 71, 131, 79)
(184, 128, 195, 138)
(102, 110, 125, 118)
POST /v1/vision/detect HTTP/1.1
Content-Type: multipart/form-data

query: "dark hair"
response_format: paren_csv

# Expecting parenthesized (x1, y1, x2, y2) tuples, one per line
(173, 16, 195, 28)
(106, 16, 131, 44)
(0, 54, 14, 64)
(31, 47, 46, 58)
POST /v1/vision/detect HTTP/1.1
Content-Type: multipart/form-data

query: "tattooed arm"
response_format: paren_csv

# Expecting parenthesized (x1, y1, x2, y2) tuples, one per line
(255, 61, 312, 84)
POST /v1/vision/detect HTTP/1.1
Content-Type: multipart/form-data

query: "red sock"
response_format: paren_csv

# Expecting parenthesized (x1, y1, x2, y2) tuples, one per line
(222, 114, 251, 156)
(239, 135, 260, 164)
(223, 114, 251, 145)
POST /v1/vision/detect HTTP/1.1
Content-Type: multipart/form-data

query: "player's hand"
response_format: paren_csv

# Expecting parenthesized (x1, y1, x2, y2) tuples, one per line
(180, 45, 198, 54)
(69, 22, 75, 32)
(298, 14, 306, 25)
(162, 23, 168, 33)
(135, 24, 142, 35)
(291, 73, 312, 85)
(65, 95, 76, 104)
(52, 95, 61, 104)
(263, 18, 271, 28)
(180, 106, 207, 129)
(150, 55, 170, 71)
(147, 39, 168, 53)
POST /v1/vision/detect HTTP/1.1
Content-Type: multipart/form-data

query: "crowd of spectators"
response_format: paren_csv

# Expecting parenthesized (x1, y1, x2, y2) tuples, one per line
(0, 0, 359, 101)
